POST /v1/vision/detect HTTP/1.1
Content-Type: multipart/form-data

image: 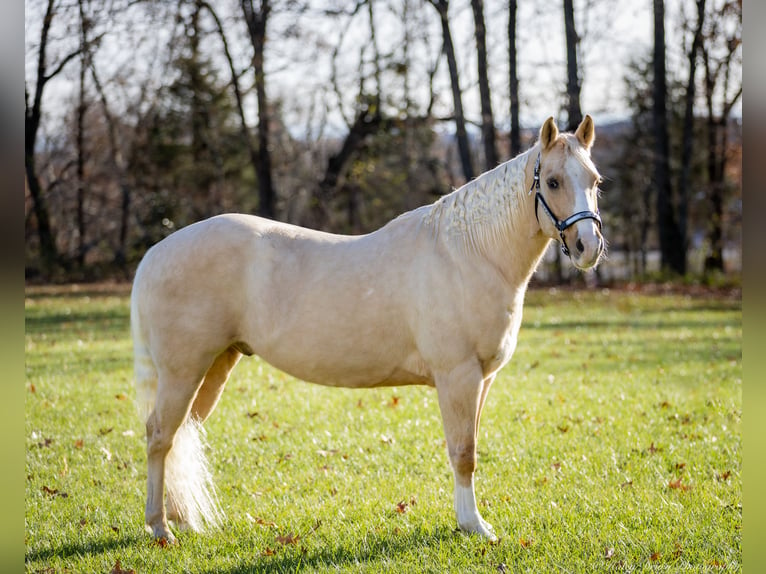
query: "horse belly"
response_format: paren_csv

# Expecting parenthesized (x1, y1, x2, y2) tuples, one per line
(255, 341, 427, 389)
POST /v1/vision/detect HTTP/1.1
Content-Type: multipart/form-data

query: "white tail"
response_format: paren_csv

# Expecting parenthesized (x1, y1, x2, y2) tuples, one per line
(163, 418, 223, 531)
(132, 295, 223, 533)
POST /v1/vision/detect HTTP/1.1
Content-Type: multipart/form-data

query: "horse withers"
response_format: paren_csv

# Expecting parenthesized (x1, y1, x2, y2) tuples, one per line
(131, 115, 605, 543)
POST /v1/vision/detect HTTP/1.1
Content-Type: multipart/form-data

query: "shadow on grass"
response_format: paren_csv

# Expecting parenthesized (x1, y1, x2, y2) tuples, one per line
(25, 533, 144, 564)
(200, 526, 462, 574)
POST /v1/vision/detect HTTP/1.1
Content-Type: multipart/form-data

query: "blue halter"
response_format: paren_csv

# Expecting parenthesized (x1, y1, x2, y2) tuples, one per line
(530, 153, 602, 257)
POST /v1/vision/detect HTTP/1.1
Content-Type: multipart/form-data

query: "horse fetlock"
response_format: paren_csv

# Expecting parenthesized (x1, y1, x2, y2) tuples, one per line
(449, 444, 477, 477)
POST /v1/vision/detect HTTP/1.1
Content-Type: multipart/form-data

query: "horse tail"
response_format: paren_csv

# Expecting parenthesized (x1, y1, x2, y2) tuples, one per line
(131, 275, 223, 533)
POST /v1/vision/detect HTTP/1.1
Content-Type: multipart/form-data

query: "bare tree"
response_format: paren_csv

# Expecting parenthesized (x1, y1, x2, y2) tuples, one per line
(508, 0, 521, 157)
(701, 0, 741, 273)
(25, 0, 81, 273)
(678, 0, 706, 257)
(563, 0, 582, 131)
(428, 0, 473, 182)
(470, 0, 497, 169)
(75, 0, 98, 268)
(241, 0, 276, 219)
(652, 0, 686, 275)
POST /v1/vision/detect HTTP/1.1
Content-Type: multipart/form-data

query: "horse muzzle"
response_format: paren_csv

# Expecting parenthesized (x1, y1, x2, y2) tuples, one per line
(567, 220, 604, 270)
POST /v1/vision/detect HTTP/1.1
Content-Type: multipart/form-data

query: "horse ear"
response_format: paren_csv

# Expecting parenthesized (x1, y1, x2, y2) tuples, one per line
(574, 114, 595, 150)
(539, 117, 559, 151)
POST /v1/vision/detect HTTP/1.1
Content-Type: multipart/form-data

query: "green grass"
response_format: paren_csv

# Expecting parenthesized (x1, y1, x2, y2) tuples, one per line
(25, 285, 741, 573)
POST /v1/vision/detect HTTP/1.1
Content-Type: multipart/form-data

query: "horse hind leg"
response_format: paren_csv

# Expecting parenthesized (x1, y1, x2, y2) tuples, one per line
(190, 346, 243, 423)
(145, 356, 226, 542)
(163, 346, 242, 530)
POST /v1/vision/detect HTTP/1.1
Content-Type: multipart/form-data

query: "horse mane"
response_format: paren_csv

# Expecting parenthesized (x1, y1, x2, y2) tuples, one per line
(423, 147, 534, 254)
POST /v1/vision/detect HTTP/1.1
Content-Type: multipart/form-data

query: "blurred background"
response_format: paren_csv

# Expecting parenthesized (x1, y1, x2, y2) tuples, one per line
(24, 0, 741, 285)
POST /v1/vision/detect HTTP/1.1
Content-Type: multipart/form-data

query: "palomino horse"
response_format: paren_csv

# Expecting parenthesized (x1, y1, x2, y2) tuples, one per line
(132, 115, 604, 543)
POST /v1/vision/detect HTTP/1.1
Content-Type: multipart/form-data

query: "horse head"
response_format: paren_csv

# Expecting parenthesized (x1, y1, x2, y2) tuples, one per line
(534, 115, 605, 270)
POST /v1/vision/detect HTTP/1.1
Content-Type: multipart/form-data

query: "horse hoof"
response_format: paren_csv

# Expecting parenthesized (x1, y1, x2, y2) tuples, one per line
(146, 524, 177, 545)
(459, 520, 497, 541)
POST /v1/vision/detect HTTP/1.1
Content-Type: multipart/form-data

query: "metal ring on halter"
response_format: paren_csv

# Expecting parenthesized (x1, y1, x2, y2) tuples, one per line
(529, 152, 602, 257)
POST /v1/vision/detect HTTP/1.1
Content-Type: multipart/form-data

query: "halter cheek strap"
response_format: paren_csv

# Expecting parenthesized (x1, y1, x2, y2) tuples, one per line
(529, 152, 602, 257)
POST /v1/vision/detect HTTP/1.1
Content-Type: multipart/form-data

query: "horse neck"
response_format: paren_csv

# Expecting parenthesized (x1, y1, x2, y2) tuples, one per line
(426, 145, 551, 286)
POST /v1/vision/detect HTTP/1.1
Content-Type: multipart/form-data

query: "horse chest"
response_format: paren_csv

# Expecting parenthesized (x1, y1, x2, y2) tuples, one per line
(478, 310, 522, 377)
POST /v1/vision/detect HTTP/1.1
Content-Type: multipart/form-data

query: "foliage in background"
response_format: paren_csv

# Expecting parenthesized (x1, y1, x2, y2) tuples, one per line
(24, 0, 741, 282)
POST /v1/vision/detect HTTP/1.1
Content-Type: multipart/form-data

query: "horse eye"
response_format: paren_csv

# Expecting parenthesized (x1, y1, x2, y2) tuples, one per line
(547, 178, 559, 189)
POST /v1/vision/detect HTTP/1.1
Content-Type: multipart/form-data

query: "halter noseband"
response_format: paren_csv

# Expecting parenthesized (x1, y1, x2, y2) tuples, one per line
(530, 152, 602, 257)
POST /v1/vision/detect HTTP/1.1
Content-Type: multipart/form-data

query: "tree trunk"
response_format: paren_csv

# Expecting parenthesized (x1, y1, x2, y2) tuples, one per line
(471, 0, 497, 169)
(25, 0, 62, 273)
(652, 0, 686, 275)
(202, 1, 261, 219)
(508, 0, 521, 157)
(430, 0, 473, 182)
(76, 0, 90, 268)
(678, 0, 706, 258)
(242, 0, 276, 219)
(563, 0, 582, 131)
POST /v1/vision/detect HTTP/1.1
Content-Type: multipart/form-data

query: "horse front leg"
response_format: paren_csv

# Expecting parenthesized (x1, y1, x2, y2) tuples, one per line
(435, 360, 496, 540)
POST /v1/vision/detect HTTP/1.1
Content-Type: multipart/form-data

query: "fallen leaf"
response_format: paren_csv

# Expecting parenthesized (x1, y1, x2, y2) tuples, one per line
(519, 537, 533, 548)
(29, 383, 36, 393)
(356, 399, 364, 408)
(395, 500, 409, 514)
(261, 547, 276, 556)
(154, 537, 170, 548)
(389, 395, 400, 408)
(79, 518, 88, 528)
(717, 470, 732, 481)
(41, 485, 67, 498)
(255, 517, 277, 528)
(99, 427, 113, 436)
(74, 439, 84, 449)
(305, 519, 322, 537)
(110, 559, 136, 574)
(674, 462, 686, 472)
(650, 551, 661, 561)
(37, 437, 54, 448)
(115, 393, 128, 401)
(551, 462, 562, 471)
(668, 478, 692, 491)
(247, 411, 259, 418)
(276, 532, 300, 545)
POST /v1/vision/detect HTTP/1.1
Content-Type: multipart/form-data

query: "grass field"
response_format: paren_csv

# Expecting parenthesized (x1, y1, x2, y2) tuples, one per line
(25, 284, 741, 573)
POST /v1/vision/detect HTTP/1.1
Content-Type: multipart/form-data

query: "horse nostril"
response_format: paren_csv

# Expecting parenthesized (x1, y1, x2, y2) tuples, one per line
(575, 238, 584, 254)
